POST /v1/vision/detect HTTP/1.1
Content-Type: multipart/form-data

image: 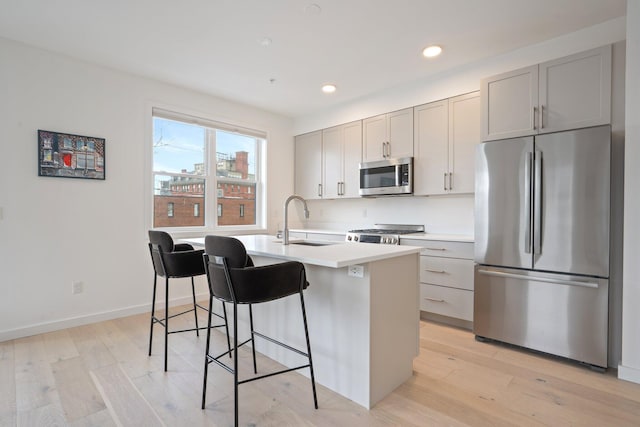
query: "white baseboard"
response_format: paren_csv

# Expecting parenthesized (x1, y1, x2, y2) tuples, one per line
(0, 292, 210, 343)
(618, 363, 640, 385)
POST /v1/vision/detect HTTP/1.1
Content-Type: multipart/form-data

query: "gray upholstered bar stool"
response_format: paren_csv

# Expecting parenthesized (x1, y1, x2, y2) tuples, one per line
(201, 235, 318, 426)
(148, 230, 230, 371)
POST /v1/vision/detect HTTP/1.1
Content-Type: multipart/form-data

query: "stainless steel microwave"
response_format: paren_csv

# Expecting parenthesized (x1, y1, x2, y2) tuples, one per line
(359, 157, 413, 196)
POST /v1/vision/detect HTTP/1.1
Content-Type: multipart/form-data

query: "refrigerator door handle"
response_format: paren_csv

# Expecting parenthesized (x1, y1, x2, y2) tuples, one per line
(477, 269, 599, 289)
(533, 150, 542, 255)
(524, 152, 532, 254)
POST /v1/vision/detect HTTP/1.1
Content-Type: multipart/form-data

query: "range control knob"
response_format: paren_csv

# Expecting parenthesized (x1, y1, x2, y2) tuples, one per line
(347, 235, 352, 241)
(354, 236, 359, 242)
(391, 237, 397, 244)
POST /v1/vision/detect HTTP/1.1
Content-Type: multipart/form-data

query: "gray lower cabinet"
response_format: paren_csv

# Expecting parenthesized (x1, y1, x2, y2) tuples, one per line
(403, 239, 474, 325)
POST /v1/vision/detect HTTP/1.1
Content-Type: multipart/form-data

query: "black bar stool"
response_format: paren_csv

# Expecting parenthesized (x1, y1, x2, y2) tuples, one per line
(148, 230, 230, 371)
(201, 235, 318, 426)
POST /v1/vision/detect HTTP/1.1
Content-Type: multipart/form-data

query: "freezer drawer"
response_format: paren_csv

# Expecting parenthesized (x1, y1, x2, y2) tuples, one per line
(473, 265, 608, 368)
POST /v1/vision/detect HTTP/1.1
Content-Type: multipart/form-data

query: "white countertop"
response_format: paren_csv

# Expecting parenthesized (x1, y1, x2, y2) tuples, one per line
(182, 234, 422, 268)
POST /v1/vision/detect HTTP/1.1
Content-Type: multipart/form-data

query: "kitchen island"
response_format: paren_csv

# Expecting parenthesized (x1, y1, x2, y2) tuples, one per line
(184, 234, 421, 409)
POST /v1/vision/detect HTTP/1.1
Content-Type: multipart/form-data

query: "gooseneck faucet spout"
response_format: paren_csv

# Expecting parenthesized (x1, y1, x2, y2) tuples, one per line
(283, 195, 309, 245)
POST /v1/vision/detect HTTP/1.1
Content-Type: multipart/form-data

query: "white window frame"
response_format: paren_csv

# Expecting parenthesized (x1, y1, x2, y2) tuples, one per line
(148, 106, 267, 234)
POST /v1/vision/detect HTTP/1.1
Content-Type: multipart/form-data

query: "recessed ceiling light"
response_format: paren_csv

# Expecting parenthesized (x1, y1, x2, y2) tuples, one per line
(322, 84, 336, 94)
(258, 37, 272, 47)
(422, 45, 442, 58)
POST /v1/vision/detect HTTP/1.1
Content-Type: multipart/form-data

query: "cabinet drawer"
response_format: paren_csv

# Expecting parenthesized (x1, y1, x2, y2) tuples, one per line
(404, 239, 473, 259)
(420, 257, 474, 290)
(420, 284, 473, 321)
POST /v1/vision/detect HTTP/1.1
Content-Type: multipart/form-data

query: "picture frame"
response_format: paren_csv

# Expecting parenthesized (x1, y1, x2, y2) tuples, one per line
(38, 130, 105, 180)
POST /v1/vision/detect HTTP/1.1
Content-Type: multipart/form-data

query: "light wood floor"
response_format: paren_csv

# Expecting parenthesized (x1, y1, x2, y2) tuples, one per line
(2, 303, 640, 426)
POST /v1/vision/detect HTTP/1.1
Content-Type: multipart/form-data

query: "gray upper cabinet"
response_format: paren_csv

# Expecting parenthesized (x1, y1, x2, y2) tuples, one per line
(362, 108, 413, 162)
(294, 130, 323, 200)
(414, 92, 480, 195)
(322, 121, 362, 198)
(481, 45, 611, 141)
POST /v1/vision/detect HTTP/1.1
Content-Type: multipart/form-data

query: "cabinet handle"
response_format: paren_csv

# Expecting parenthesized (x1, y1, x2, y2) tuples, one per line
(424, 297, 445, 303)
(533, 106, 537, 130)
(443, 173, 447, 191)
(425, 269, 446, 274)
(318, 184, 322, 197)
(448, 172, 453, 191)
(540, 105, 544, 129)
(425, 247, 447, 251)
(341, 182, 345, 195)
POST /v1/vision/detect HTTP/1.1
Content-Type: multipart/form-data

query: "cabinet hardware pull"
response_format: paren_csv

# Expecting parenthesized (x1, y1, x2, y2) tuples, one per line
(337, 182, 341, 195)
(318, 184, 322, 197)
(443, 173, 447, 191)
(448, 172, 453, 191)
(425, 247, 446, 251)
(540, 105, 544, 129)
(425, 269, 446, 274)
(424, 297, 445, 302)
(533, 106, 537, 130)
(341, 182, 345, 195)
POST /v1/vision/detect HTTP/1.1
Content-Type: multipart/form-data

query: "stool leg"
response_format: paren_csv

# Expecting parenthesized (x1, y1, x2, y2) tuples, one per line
(148, 274, 158, 356)
(233, 302, 239, 427)
(202, 295, 214, 409)
(300, 291, 318, 409)
(222, 302, 232, 358)
(249, 304, 257, 374)
(191, 277, 200, 337)
(164, 277, 169, 372)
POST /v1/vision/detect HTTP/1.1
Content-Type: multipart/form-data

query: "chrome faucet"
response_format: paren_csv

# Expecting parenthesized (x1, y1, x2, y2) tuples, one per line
(283, 195, 309, 245)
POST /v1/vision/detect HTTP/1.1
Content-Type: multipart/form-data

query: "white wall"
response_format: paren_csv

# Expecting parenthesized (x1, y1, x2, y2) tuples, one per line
(620, 2, 640, 384)
(0, 37, 294, 341)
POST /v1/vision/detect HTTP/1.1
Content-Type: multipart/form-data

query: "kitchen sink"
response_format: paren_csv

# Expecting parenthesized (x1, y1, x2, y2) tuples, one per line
(291, 241, 336, 247)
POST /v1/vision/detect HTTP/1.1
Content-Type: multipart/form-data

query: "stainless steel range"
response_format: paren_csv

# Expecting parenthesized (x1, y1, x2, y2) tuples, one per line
(346, 224, 425, 245)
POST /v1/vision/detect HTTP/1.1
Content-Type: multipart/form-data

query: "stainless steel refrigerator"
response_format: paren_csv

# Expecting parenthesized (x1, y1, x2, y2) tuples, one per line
(474, 125, 610, 369)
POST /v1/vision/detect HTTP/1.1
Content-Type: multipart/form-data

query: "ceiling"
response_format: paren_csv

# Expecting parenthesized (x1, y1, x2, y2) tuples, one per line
(0, 0, 627, 118)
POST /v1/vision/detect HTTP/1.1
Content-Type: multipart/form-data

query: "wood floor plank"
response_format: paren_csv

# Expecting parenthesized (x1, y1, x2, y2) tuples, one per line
(16, 402, 68, 427)
(42, 329, 80, 364)
(0, 340, 16, 425)
(90, 363, 164, 427)
(67, 324, 116, 371)
(13, 335, 60, 413)
(68, 409, 116, 427)
(50, 357, 106, 422)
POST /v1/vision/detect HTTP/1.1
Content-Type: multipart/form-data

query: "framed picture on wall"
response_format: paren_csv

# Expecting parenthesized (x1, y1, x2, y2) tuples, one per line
(37, 130, 106, 180)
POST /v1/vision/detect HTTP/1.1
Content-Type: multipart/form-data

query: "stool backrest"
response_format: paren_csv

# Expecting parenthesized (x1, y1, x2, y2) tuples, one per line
(149, 230, 174, 277)
(204, 235, 308, 305)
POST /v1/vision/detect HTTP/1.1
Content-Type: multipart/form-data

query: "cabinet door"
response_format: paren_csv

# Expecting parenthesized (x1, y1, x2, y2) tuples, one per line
(413, 100, 448, 195)
(322, 126, 342, 199)
(539, 45, 611, 133)
(294, 131, 322, 200)
(387, 108, 414, 158)
(449, 92, 480, 194)
(481, 65, 538, 141)
(341, 121, 362, 197)
(362, 114, 387, 162)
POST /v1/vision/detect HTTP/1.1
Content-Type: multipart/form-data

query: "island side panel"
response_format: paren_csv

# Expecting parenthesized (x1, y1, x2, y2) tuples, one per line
(246, 255, 373, 408)
(369, 253, 420, 407)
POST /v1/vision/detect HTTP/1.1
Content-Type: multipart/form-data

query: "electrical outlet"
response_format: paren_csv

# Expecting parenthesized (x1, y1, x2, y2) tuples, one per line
(347, 265, 364, 278)
(72, 281, 83, 295)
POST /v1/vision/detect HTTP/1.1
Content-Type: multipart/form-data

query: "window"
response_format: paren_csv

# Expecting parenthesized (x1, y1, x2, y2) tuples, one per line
(167, 202, 174, 217)
(152, 108, 264, 229)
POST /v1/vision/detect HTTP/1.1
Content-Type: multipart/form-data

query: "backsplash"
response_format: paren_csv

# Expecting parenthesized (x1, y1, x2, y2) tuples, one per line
(285, 194, 474, 235)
